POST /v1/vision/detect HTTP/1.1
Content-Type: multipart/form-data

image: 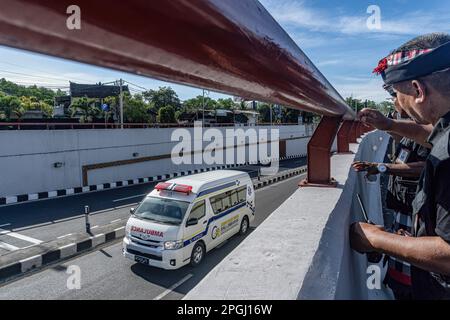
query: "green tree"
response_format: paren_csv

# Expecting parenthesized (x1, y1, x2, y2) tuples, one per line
(123, 94, 152, 123)
(216, 98, 236, 110)
(0, 95, 21, 120)
(69, 97, 100, 122)
(158, 105, 176, 123)
(257, 103, 272, 123)
(143, 86, 180, 110)
(183, 95, 217, 111)
(281, 107, 300, 123)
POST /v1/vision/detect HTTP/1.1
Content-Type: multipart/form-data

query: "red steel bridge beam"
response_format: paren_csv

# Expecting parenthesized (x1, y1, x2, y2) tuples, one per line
(0, 0, 357, 186)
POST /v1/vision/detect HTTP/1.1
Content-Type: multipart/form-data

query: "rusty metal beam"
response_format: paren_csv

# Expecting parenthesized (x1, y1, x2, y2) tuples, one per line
(337, 120, 353, 154)
(0, 0, 355, 119)
(349, 121, 358, 143)
(299, 116, 341, 187)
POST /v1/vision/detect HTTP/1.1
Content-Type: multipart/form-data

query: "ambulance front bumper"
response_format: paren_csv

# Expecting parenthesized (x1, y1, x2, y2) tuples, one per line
(122, 237, 187, 270)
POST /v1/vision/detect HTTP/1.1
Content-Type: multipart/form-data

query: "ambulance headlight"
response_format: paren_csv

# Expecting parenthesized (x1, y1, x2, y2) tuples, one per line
(164, 240, 183, 250)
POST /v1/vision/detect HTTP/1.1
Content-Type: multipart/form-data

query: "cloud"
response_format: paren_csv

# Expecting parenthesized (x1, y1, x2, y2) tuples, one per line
(260, 0, 450, 36)
(315, 59, 342, 67)
(331, 77, 390, 103)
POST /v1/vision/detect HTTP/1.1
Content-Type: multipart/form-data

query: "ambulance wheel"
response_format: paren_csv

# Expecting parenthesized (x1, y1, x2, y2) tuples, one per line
(190, 242, 205, 267)
(239, 216, 249, 235)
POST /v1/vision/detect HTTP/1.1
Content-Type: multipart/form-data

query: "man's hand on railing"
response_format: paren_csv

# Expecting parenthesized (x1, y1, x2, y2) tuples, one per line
(358, 108, 393, 131)
(349, 222, 385, 254)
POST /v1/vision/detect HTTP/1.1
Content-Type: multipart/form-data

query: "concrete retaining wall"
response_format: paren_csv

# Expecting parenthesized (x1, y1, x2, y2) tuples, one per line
(0, 125, 311, 197)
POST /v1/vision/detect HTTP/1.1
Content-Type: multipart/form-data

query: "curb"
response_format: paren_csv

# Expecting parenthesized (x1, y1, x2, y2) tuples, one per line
(0, 164, 307, 284)
(253, 166, 308, 190)
(0, 222, 126, 285)
(0, 154, 307, 207)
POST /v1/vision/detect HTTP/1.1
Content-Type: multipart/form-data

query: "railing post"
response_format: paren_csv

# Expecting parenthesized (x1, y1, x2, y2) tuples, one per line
(337, 120, 353, 154)
(299, 116, 342, 188)
(349, 121, 358, 143)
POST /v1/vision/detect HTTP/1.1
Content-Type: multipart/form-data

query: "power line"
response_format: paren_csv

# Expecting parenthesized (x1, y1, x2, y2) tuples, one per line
(0, 61, 97, 84)
(124, 80, 148, 91)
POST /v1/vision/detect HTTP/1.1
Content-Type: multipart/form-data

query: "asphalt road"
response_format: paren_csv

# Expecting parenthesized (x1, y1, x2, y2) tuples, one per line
(0, 173, 305, 299)
(0, 158, 306, 255)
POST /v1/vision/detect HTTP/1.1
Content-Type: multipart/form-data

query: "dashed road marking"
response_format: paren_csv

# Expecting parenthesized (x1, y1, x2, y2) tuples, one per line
(113, 194, 146, 203)
(57, 233, 72, 239)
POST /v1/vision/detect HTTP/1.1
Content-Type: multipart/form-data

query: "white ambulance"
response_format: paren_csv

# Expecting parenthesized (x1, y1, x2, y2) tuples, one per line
(123, 170, 255, 270)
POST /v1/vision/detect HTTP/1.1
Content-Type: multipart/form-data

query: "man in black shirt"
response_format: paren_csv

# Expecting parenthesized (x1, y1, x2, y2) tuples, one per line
(353, 92, 430, 299)
(350, 33, 450, 299)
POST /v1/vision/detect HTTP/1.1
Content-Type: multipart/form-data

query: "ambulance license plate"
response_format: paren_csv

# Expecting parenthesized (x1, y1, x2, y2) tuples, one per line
(135, 255, 149, 265)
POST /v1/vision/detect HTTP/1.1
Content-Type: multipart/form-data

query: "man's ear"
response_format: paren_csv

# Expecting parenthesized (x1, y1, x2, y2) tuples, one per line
(411, 80, 426, 104)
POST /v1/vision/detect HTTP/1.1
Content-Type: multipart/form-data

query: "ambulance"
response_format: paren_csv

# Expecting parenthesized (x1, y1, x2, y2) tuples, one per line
(123, 170, 255, 270)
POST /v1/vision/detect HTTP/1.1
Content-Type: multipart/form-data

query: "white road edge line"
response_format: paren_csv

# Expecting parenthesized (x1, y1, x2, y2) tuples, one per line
(0, 241, 19, 251)
(153, 274, 194, 300)
(110, 219, 121, 223)
(113, 194, 146, 203)
(57, 233, 72, 239)
(91, 225, 99, 229)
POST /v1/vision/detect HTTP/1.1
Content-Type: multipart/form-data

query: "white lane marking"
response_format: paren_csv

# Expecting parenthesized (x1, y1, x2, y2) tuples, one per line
(111, 219, 121, 223)
(0, 241, 19, 251)
(57, 233, 72, 239)
(91, 225, 99, 229)
(0, 230, 43, 244)
(153, 274, 194, 300)
(113, 194, 146, 203)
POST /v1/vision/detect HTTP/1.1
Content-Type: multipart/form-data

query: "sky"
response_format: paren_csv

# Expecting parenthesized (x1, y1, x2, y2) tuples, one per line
(0, 0, 449, 103)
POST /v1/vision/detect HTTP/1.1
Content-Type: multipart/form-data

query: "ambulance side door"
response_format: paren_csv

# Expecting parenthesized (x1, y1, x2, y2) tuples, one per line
(182, 200, 207, 261)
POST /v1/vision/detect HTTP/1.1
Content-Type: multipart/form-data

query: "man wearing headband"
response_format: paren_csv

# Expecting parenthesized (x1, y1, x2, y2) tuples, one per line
(353, 88, 430, 300)
(350, 33, 450, 300)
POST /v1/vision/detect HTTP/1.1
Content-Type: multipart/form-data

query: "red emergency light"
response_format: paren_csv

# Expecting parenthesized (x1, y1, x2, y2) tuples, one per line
(173, 184, 193, 195)
(154, 182, 192, 195)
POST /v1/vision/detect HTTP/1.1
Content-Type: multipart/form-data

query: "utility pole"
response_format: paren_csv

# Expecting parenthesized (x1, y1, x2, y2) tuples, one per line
(119, 78, 124, 129)
(202, 89, 205, 127)
(269, 104, 273, 126)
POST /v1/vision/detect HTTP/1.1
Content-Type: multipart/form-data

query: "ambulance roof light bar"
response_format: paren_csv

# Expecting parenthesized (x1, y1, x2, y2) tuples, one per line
(155, 182, 193, 195)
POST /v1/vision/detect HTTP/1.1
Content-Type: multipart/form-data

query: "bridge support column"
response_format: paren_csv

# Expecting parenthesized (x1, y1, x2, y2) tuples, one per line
(337, 120, 354, 154)
(299, 116, 341, 188)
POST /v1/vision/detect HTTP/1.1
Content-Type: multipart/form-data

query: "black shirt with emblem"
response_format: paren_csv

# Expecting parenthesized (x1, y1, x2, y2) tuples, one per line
(386, 137, 430, 215)
(411, 111, 450, 300)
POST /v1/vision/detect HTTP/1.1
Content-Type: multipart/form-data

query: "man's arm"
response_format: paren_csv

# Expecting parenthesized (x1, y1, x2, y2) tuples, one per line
(351, 223, 450, 276)
(358, 108, 433, 148)
(352, 161, 425, 179)
(385, 162, 425, 178)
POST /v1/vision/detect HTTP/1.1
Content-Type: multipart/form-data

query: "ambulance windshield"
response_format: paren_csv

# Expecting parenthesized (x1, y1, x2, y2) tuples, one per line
(134, 197, 190, 225)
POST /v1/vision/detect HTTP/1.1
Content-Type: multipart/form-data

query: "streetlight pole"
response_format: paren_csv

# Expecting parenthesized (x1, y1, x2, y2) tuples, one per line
(202, 89, 205, 127)
(119, 78, 124, 129)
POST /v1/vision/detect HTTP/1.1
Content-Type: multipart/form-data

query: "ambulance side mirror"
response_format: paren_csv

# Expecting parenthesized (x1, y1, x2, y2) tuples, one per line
(186, 217, 198, 227)
(130, 208, 135, 215)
